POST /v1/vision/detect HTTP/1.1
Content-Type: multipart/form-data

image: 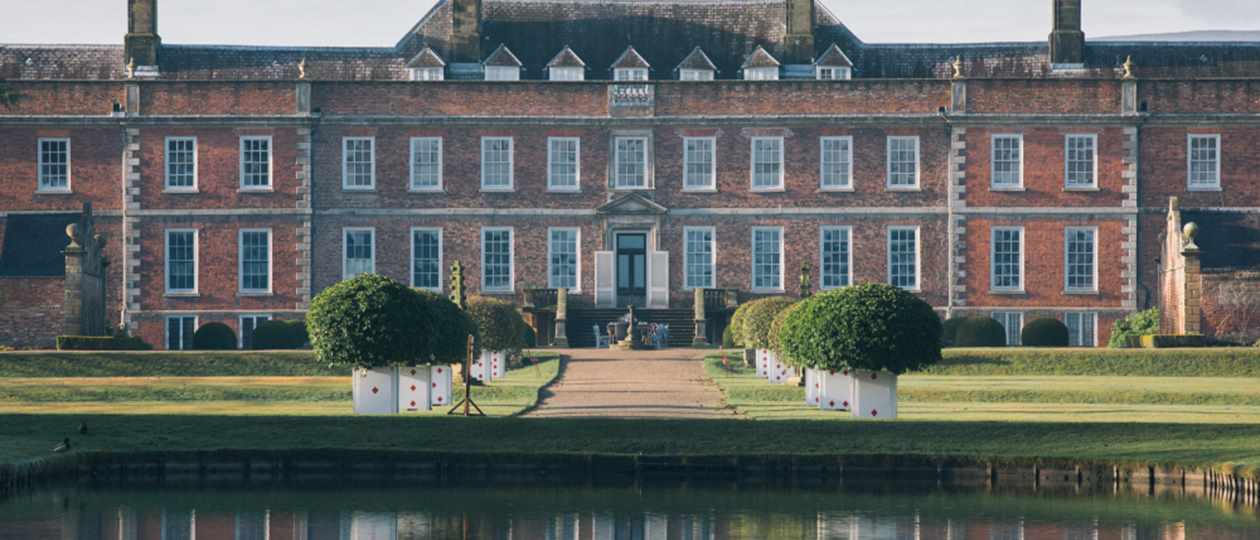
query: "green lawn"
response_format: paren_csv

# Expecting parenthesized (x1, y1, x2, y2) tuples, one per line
(926, 348, 1260, 377)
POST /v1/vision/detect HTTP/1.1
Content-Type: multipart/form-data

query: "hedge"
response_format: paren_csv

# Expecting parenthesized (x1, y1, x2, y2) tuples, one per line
(941, 317, 967, 347)
(924, 348, 1260, 377)
(1022, 318, 1070, 347)
(778, 283, 942, 374)
(1109, 309, 1160, 348)
(1140, 334, 1206, 349)
(55, 335, 153, 351)
(953, 317, 1006, 347)
(251, 320, 308, 350)
(306, 274, 461, 368)
(193, 323, 237, 350)
(420, 289, 477, 363)
(727, 302, 756, 348)
(767, 301, 805, 366)
(741, 297, 797, 350)
(467, 296, 528, 354)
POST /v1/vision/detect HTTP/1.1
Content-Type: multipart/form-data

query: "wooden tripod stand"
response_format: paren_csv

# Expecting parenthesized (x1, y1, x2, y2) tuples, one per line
(447, 334, 484, 416)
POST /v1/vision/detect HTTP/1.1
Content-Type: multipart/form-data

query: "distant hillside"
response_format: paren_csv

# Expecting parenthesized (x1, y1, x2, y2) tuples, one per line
(1096, 30, 1260, 42)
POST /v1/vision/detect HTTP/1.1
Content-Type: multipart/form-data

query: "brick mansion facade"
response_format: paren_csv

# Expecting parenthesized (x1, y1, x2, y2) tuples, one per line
(2, 0, 1259, 349)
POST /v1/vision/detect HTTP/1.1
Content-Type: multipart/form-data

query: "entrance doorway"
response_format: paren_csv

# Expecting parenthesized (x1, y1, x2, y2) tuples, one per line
(615, 232, 647, 307)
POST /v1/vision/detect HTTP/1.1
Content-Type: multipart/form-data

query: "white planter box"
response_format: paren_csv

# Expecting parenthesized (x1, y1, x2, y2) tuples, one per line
(755, 349, 770, 378)
(850, 369, 898, 420)
(818, 368, 853, 411)
(397, 366, 431, 412)
(805, 368, 820, 406)
(352, 367, 398, 414)
(430, 364, 452, 408)
(769, 353, 790, 384)
(489, 350, 507, 379)
(473, 351, 492, 383)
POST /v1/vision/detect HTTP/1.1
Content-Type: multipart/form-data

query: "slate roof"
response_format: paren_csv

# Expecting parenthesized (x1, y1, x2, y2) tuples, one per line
(742, 46, 781, 69)
(2, 0, 1259, 81)
(816, 42, 853, 67)
(546, 46, 586, 68)
(675, 46, 718, 72)
(611, 46, 651, 70)
(0, 214, 75, 277)
(406, 46, 446, 68)
(483, 43, 523, 67)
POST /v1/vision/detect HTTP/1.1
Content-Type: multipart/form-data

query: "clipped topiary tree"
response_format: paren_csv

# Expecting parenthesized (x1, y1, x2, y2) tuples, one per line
(941, 317, 968, 347)
(742, 297, 798, 351)
(251, 320, 308, 350)
(306, 274, 443, 369)
(1022, 318, 1070, 347)
(953, 317, 1007, 347)
(1108, 308, 1160, 348)
(780, 284, 942, 419)
(727, 301, 755, 349)
(467, 296, 528, 354)
(193, 322, 237, 350)
(768, 301, 805, 364)
(416, 289, 476, 364)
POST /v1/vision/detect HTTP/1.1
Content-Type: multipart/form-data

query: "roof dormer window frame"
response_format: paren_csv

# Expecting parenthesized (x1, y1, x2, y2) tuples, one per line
(410, 67, 444, 81)
(816, 66, 851, 80)
(614, 68, 649, 81)
(679, 69, 714, 81)
(549, 66, 585, 81)
(744, 67, 779, 81)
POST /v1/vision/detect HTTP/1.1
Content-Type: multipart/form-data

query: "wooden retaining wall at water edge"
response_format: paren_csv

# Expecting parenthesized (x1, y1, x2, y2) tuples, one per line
(1, 451, 1257, 505)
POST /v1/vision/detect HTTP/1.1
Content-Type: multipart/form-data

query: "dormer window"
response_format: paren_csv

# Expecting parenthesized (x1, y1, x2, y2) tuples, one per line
(483, 44, 523, 81)
(741, 46, 780, 81)
(546, 46, 587, 81)
(614, 68, 649, 81)
(410, 67, 444, 81)
(611, 46, 651, 82)
(679, 69, 713, 81)
(816, 66, 850, 80)
(676, 47, 718, 81)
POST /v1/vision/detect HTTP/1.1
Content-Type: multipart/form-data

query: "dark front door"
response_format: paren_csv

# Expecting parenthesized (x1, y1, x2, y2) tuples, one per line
(616, 233, 647, 307)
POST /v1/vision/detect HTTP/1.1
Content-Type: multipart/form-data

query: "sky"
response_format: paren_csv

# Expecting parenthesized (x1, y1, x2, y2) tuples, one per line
(0, 0, 1258, 47)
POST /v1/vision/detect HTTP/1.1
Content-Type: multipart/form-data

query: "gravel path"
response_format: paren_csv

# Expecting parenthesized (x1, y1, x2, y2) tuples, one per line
(525, 348, 733, 418)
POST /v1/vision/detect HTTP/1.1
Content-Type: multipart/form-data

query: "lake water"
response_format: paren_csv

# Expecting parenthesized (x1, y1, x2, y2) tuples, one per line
(0, 483, 1256, 539)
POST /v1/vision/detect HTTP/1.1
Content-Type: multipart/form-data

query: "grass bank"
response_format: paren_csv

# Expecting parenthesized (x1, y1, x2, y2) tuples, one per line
(928, 348, 1260, 377)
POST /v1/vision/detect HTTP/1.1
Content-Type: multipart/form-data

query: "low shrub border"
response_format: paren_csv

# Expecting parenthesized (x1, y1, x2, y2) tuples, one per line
(1139, 334, 1207, 349)
(55, 335, 152, 351)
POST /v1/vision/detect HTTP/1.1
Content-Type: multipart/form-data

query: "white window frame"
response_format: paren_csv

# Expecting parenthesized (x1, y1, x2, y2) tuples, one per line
(36, 137, 72, 193)
(750, 136, 785, 192)
(342, 227, 376, 280)
(480, 137, 514, 191)
(481, 227, 515, 293)
(1065, 312, 1098, 347)
(1064, 226, 1099, 294)
(682, 137, 717, 192)
(549, 67, 584, 81)
(886, 136, 921, 190)
(237, 228, 273, 295)
(409, 137, 443, 192)
(679, 69, 714, 81)
(990, 134, 1024, 191)
(164, 228, 198, 295)
(547, 227, 582, 292)
(1064, 133, 1098, 190)
(743, 67, 779, 81)
(1187, 134, 1222, 191)
(238, 135, 273, 191)
(163, 136, 198, 192)
(410, 67, 444, 81)
(989, 226, 1025, 293)
(750, 226, 785, 293)
(484, 66, 520, 81)
(547, 137, 582, 192)
(614, 68, 649, 81)
(887, 226, 921, 292)
(816, 66, 852, 80)
(993, 311, 1023, 346)
(410, 227, 444, 292)
(165, 315, 197, 351)
(819, 136, 854, 191)
(238, 314, 272, 349)
(341, 137, 376, 191)
(819, 225, 853, 290)
(613, 136, 650, 189)
(683, 226, 716, 290)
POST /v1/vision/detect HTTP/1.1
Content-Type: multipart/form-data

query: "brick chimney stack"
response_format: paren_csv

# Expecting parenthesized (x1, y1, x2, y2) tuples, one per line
(451, 0, 483, 63)
(1050, 0, 1085, 66)
(125, 0, 161, 67)
(784, 0, 816, 64)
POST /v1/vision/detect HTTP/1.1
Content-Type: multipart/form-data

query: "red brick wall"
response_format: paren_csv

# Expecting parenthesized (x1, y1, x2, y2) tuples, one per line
(137, 126, 304, 210)
(0, 82, 125, 115)
(655, 80, 950, 115)
(968, 79, 1121, 114)
(141, 82, 298, 116)
(0, 277, 63, 348)
(1141, 80, 1260, 114)
(0, 127, 123, 211)
(964, 126, 1128, 208)
(313, 82, 608, 116)
(1140, 126, 1260, 208)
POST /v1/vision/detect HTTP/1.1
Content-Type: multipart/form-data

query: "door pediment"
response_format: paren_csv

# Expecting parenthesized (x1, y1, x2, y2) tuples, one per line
(597, 192, 668, 216)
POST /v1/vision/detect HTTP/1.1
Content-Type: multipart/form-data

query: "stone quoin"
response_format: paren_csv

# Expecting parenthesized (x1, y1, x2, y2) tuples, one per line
(1, 0, 1259, 349)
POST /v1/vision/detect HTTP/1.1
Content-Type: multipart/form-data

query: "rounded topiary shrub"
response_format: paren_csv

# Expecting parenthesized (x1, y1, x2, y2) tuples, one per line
(417, 290, 477, 363)
(306, 274, 448, 368)
(193, 322, 237, 350)
(251, 320, 308, 350)
(1022, 317, 1070, 347)
(721, 322, 736, 349)
(742, 297, 797, 350)
(779, 283, 942, 374)
(727, 302, 755, 348)
(953, 317, 1007, 347)
(1108, 308, 1159, 348)
(467, 296, 528, 354)
(941, 317, 968, 347)
(768, 301, 805, 366)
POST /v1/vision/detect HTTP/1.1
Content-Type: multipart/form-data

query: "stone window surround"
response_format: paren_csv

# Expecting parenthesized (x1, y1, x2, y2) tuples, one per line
(163, 136, 198, 192)
(887, 225, 921, 292)
(819, 136, 854, 191)
(164, 228, 198, 296)
(481, 226, 515, 293)
(990, 226, 1025, 294)
(238, 228, 273, 296)
(547, 227, 582, 292)
(409, 137, 443, 192)
(1064, 133, 1098, 191)
(819, 225, 853, 290)
(682, 226, 716, 290)
(342, 227, 376, 280)
(750, 226, 784, 293)
(1187, 133, 1222, 192)
(410, 227, 443, 292)
(609, 131, 654, 191)
(36, 137, 72, 193)
(547, 137, 582, 192)
(1064, 225, 1099, 294)
(341, 137, 376, 191)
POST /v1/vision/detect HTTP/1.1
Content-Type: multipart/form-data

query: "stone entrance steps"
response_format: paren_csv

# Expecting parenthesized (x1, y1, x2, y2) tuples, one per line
(568, 309, 696, 348)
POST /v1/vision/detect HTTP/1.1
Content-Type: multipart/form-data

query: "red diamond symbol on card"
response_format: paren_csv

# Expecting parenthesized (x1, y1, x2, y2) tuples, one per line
(871, 372, 878, 380)
(829, 401, 835, 407)
(432, 382, 437, 388)
(410, 400, 416, 407)
(410, 385, 416, 391)
(437, 368, 443, 374)
(871, 409, 878, 416)
(371, 386, 379, 394)
(843, 400, 849, 407)
(436, 396, 443, 403)
(843, 370, 849, 376)
(410, 369, 417, 375)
